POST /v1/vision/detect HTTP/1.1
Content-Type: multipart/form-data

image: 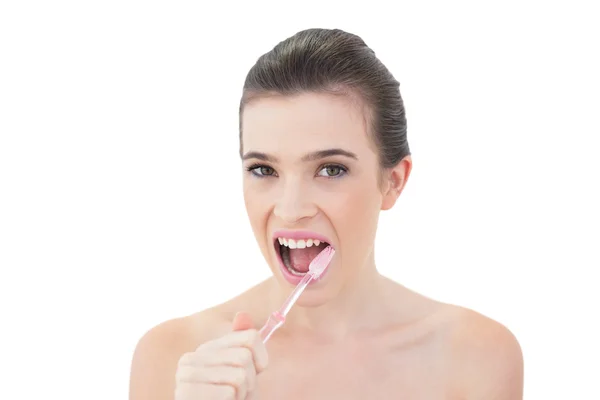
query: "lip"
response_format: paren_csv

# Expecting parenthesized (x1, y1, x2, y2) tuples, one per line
(272, 229, 334, 285)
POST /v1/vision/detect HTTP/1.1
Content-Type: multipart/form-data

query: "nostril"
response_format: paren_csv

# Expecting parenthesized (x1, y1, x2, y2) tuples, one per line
(273, 207, 318, 224)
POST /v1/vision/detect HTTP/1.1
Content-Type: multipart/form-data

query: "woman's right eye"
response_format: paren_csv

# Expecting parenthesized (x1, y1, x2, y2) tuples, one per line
(248, 165, 276, 177)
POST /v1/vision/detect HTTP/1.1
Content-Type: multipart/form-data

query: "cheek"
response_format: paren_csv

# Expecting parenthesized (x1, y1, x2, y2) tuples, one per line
(345, 196, 379, 230)
(243, 183, 275, 261)
(325, 181, 381, 264)
(243, 181, 269, 231)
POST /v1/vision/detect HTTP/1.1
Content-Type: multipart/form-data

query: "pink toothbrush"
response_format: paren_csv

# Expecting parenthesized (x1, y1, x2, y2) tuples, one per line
(259, 246, 335, 343)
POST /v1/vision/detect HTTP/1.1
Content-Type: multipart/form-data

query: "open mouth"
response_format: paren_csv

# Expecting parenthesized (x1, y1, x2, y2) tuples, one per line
(274, 237, 331, 276)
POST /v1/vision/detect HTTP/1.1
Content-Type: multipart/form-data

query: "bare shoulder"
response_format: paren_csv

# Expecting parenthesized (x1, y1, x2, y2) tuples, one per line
(128, 282, 270, 400)
(128, 308, 229, 400)
(446, 306, 524, 399)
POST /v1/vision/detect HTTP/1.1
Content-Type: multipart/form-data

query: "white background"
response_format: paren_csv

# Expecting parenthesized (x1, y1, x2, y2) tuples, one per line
(1, 1, 599, 399)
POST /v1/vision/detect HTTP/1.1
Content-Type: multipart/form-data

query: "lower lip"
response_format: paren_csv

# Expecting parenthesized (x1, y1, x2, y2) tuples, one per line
(274, 242, 331, 285)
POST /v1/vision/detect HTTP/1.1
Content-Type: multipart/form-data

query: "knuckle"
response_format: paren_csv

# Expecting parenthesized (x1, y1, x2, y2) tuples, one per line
(232, 367, 247, 387)
(245, 329, 260, 344)
(253, 346, 268, 371)
(174, 385, 185, 399)
(238, 347, 253, 365)
(246, 365, 256, 391)
(177, 351, 193, 367)
(174, 383, 192, 399)
(176, 381, 201, 399)
(223, 385, 237, 400)
(174, 365, 192, 382)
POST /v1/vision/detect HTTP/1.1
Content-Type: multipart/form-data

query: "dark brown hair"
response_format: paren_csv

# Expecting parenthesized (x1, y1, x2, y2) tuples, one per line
(239, 28, 410, 169)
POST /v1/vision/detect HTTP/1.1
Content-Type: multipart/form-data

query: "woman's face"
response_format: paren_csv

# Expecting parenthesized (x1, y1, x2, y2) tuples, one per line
(241, 92, 408, 305)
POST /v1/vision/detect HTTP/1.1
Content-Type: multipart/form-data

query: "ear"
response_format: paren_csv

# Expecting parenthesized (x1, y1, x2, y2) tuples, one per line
(381, 156, 412, 211)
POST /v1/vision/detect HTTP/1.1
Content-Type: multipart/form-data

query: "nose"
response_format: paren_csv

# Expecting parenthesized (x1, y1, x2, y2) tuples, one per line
(273, 178, 318, 224)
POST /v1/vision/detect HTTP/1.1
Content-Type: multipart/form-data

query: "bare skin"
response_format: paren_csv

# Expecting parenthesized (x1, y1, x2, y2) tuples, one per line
(130, 278, 522, 399)
(129, 92, 523, 399)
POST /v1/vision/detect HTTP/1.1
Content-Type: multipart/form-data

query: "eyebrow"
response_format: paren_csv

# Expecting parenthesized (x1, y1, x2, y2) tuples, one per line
(242, 148, 359, 163)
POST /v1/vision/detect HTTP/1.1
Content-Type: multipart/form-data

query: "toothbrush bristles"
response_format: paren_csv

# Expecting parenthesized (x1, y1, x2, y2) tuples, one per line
(308, 246, 335, 279)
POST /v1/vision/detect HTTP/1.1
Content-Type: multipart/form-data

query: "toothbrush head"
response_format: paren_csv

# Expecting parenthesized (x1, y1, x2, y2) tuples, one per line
(308, 246, 335, 279)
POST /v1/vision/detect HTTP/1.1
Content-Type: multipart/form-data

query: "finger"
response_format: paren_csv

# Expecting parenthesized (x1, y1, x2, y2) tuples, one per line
(243, 357, 256, 394)
(175, 382, 236, 400)
(178, 348, 257, 392)
(225, 329, 268, 373)
(200, 346, 253, 367)
(194, 330, 258, 352)
(232, 312, 254, 331)
(177, 351, 195, 367)
(246, 330, 268, 373)
(204, 347, 257, 391)
(176, 365, 248, 400)
(193, 330, 269, 373)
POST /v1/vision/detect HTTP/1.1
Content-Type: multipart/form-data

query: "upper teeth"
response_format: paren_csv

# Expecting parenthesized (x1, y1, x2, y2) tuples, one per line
(278, 238, 321, 249)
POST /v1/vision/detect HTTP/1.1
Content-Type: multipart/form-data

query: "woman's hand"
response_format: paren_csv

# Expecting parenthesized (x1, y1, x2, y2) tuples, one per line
(174, 312, 268, 400)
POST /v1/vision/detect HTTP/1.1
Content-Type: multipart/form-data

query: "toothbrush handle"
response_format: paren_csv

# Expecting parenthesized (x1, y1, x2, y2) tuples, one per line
(259, 311, 285, 343)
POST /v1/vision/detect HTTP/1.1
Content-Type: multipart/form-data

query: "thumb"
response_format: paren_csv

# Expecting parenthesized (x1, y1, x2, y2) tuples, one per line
(232, 311, 254, 331)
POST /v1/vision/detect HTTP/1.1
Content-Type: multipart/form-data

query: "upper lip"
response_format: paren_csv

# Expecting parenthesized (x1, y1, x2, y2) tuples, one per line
(272, 229, 333, 246)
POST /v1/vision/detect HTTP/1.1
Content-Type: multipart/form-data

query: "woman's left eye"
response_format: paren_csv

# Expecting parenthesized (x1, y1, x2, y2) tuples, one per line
(317, 164, 347, 178)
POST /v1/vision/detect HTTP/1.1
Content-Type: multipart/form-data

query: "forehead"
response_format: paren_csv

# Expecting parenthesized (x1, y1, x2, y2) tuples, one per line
(241, 92, 374, 157)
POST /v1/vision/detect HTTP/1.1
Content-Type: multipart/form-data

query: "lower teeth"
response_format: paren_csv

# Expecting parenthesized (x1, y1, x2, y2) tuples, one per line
(281, 245, 307, 276)
(286, 264, 306, 276)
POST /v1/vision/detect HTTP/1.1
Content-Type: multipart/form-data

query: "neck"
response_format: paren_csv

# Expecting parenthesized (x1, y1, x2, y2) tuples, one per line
(267, 254, 396, 340)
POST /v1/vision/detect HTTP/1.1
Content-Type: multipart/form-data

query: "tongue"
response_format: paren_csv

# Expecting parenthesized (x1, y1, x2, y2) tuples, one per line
(289, 246, 325, 273)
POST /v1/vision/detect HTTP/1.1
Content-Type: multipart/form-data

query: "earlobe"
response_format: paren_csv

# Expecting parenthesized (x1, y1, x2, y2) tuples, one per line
(381, 183, 401, 211)
(381, 156, 412, 211)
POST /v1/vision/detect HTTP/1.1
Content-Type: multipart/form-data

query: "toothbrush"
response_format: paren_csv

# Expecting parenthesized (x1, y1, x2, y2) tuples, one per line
(259, 246, 335, 343)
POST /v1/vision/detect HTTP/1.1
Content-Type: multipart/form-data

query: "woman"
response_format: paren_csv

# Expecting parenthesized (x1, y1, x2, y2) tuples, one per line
(129, 28, 524, 400)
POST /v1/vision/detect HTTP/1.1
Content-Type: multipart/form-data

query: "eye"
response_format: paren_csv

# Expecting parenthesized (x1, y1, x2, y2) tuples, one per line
(317, 164, 347, 178)
(247, 164, 277, 177)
